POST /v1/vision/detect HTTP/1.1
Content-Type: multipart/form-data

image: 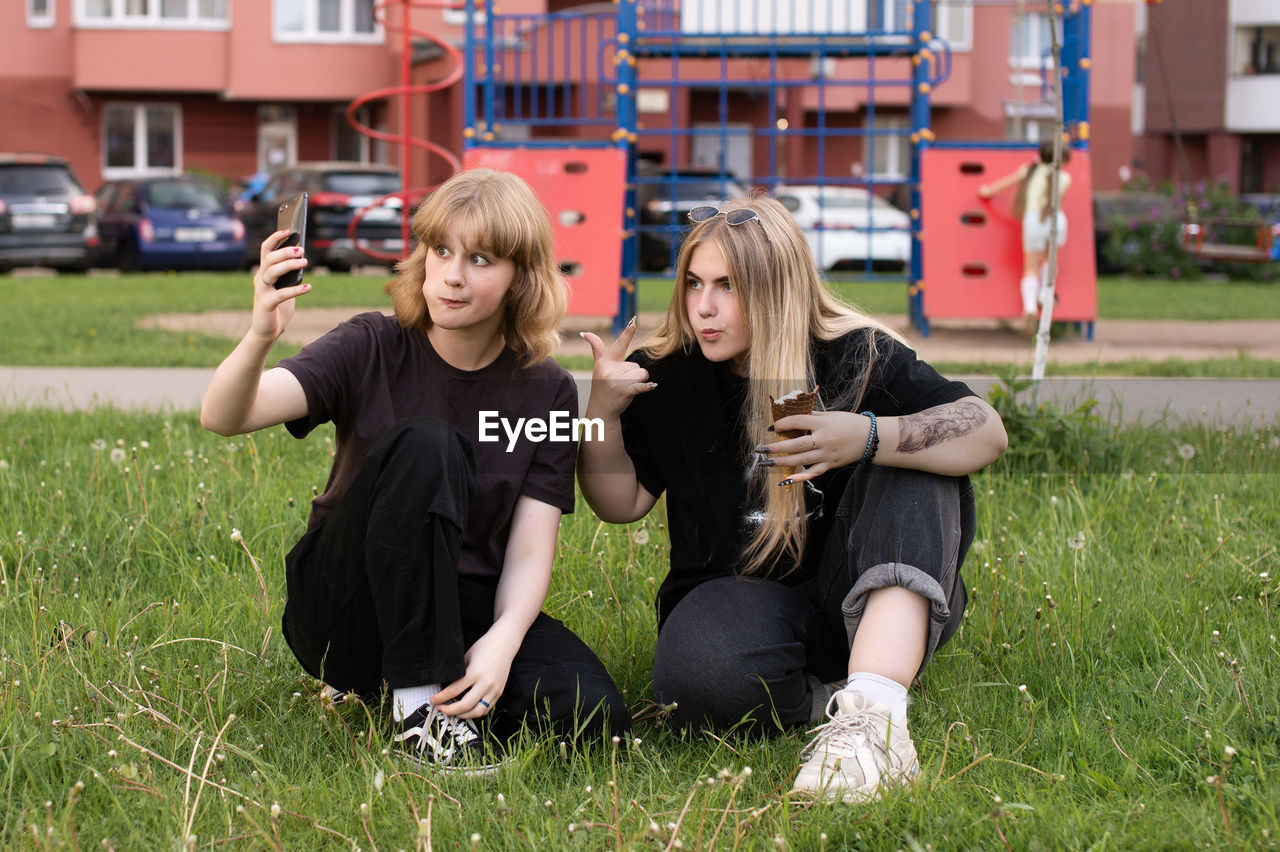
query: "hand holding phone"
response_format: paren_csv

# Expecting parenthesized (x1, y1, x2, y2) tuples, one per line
(274, 192, 308, 289)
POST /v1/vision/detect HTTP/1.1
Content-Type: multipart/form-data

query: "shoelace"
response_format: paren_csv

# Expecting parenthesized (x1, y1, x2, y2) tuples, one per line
(399, 705, 480, 762)
(802, 708, 880, 757)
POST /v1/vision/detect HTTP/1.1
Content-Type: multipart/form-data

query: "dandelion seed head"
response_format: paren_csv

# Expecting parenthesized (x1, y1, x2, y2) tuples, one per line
(109, 448, 126, 464)
(91, 439, 107, 452)
(1178, 443, 1196, 461)
(230, 528, 244, 544)
(633, 527, 651, 545)
(1067, 532, 1086, 550)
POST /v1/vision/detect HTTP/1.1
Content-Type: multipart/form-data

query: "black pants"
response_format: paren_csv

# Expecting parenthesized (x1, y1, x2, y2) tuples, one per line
(652, 464, 973, 734)
(282, 418, 629, 742)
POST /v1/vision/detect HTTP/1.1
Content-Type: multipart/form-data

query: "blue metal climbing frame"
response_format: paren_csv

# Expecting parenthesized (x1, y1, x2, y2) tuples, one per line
(461, 0, 1093, 328)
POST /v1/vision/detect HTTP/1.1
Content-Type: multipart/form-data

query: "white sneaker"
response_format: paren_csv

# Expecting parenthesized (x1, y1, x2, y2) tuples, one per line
(791, 690, 919, 803)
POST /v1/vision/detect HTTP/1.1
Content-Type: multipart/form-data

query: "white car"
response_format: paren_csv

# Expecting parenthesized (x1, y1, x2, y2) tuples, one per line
(774, 185, 912, 271)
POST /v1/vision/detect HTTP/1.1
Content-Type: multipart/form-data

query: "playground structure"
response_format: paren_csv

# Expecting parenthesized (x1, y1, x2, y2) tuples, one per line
(358, 0, 1100, 335)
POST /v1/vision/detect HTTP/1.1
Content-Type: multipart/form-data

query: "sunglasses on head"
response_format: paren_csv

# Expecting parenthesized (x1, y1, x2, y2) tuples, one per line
(688, 205, 761, 227)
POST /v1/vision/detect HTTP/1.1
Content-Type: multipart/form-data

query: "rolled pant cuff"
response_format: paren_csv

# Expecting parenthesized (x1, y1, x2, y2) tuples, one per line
(840, 562, 952, 677)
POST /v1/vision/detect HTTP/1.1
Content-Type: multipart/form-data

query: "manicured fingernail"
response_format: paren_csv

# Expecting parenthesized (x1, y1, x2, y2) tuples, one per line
(755, 445, 771, 454)
(778, 478, 794, 488)
(628, 315, 637, 327)
(761, 459, 775, 467)
(293, 247, 301, 254)
(579, 331, 587, 338)
(766, 425, 775, 433)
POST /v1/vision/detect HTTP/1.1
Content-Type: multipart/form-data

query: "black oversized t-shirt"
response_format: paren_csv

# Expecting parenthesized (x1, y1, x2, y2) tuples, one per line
(620, 329, 976, 625)
(277, 311, 577, 579)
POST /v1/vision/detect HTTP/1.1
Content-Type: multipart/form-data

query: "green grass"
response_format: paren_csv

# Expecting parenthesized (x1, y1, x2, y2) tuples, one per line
(1, 406, 1279, 848)
(2, 272, 1279, 374)
(0, 271, 394, 367)
(640, 274, 1280, 321)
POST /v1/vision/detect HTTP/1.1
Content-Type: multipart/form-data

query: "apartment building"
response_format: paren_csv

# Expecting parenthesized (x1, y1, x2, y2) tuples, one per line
(1138, 0, 1280, 193)
(2, 0, 1137, 195)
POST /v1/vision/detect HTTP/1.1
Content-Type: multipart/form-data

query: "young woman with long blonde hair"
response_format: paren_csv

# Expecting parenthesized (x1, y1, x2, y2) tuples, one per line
(579, 194, 1007, 803)
(202, 168, 627, 772)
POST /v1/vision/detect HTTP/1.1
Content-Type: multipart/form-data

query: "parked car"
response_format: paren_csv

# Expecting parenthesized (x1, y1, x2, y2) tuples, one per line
(1092, 190, 1182, 274)
(0, 153, 97, 273)
(93, 175, 246, 271)
(774, 184, 911, 271)
(635, 167, 748, 271)
(237, 162, 408, 272)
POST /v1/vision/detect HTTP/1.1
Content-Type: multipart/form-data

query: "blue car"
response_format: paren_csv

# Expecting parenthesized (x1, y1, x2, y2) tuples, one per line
(94, 175, 246, 271)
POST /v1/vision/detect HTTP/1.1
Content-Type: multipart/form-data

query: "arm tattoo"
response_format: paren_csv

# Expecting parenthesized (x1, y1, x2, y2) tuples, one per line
(897, 400, 989, 454)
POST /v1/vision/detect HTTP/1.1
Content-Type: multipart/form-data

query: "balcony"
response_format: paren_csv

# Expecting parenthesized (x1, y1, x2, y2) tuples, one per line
(72, 27, 229, 93)
(1226, 74, 1280, 132)
(1230, 0, 1280, 28)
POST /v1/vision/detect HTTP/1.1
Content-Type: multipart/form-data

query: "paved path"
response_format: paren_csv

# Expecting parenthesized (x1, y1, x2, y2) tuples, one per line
(4, 367, 1279, 427)
(4, 308, 1280, 425)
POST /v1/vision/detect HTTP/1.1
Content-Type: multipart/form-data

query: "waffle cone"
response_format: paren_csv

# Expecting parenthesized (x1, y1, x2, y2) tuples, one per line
(769, 388, 819, 439)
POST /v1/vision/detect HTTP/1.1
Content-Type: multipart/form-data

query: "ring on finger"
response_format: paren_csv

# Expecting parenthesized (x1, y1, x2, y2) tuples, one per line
(478, 698, 490, 708)
(809, 436, 817, 452)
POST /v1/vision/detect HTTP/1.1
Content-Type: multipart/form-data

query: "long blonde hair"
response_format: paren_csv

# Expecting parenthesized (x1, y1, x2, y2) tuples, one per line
(389, 168, 567, 364)
(639, 194, 904, 575)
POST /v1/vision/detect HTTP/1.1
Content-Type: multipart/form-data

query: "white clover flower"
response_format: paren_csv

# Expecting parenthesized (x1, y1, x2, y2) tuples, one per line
(1178, 443, 1196, 461)
(109, 448, 126, 465)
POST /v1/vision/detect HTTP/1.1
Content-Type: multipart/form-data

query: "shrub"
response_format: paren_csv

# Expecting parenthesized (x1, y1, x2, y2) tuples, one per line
(1102, 180, 1276, 281)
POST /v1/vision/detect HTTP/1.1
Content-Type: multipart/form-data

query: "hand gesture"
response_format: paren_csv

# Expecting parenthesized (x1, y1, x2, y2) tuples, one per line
(431, 630, 517, 720)
(580, 317, 657, 419)
(249, 230, 310, 343)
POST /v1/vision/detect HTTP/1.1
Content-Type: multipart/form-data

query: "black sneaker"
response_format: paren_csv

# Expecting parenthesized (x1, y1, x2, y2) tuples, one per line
(392, 704, 506, 775)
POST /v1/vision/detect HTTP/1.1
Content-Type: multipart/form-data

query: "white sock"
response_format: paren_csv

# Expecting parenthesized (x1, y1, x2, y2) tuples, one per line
(1020, 275, 1040, 315)
(393, 683, 442, 722)
(845, 672, 909, 723)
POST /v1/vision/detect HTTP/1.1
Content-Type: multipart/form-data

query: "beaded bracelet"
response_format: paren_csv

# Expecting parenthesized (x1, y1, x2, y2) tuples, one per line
(857, 411, 879, 464)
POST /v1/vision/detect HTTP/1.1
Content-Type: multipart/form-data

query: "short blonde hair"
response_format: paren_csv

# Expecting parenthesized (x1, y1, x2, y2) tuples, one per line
(389, 168, 567, 364)
(641, 193, 903, 576)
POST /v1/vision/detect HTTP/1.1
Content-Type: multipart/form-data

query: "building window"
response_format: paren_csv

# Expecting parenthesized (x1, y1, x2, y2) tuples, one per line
(1009, 11, 1063, 69)
(28, 0, 55, 28)
(76, 0, 228, 27)
(102, 104, 182, 178)
(1234, 26, 1280, 76)
(274, 0, 381, 43)
(875, 0, 971, 51)
(864, 116, 910, 179)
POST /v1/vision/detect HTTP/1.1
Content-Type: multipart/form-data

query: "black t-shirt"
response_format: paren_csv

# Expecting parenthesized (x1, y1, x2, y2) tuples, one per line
(621, 328, 975, 625)
(277, 311, 577, 578)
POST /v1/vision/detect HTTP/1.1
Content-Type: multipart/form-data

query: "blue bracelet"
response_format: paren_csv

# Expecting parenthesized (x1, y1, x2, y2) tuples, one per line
(858, 411, 879, 464)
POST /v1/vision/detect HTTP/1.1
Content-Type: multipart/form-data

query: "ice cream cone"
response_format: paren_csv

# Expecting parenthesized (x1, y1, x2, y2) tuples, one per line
(770, 388, 819, 439)
(769, 387, 819, 492)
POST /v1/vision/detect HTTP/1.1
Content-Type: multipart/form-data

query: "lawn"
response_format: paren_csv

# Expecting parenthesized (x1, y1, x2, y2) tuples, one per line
(1, 271, 1279, 374)
(1, 399, 1278, 849)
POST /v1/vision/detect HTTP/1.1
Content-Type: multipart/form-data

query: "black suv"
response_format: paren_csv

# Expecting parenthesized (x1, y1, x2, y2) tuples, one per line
(635, 167, 748, 272)
(237, 162, 408, 272)
(0, 154, 97, 273)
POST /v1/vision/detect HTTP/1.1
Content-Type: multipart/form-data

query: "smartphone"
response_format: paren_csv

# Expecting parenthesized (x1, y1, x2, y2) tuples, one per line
(274, 192, 308, 289)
